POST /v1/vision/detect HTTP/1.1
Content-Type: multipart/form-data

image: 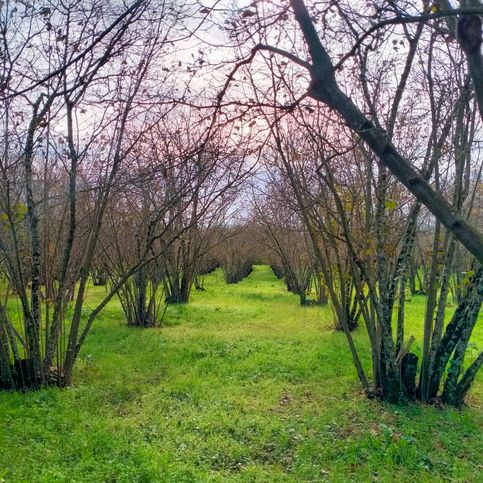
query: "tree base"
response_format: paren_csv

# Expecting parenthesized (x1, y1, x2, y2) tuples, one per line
(0, 360, 63, 391)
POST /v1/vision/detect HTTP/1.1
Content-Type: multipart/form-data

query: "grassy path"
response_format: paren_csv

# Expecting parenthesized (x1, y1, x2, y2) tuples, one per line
(0, 266, 481, 482)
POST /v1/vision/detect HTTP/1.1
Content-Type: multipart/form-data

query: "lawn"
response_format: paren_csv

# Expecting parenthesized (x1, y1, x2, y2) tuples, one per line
(0, 265, 481, 482)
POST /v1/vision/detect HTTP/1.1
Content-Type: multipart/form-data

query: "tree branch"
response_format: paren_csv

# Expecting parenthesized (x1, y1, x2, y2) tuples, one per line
(289, 0, 483, 264)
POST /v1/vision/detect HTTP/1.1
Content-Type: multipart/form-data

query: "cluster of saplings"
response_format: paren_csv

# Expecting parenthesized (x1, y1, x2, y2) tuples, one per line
(271, 263, 330, 307)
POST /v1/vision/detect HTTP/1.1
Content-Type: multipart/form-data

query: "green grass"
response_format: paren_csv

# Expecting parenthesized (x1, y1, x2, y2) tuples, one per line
(0, 265, 482, 482)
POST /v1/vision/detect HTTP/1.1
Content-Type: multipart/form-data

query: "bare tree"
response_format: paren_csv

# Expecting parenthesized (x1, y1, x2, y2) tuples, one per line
(253, 180, 325, 307)
(0, 0, 187, 389)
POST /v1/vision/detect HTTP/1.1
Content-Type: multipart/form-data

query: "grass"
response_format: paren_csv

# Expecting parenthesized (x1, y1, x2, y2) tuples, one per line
(0, 265, 482, 482)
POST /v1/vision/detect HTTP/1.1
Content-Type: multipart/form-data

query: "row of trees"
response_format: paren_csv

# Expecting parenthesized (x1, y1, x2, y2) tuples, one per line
(0, 0, 254, 390)
(220, 0, 483, 405)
